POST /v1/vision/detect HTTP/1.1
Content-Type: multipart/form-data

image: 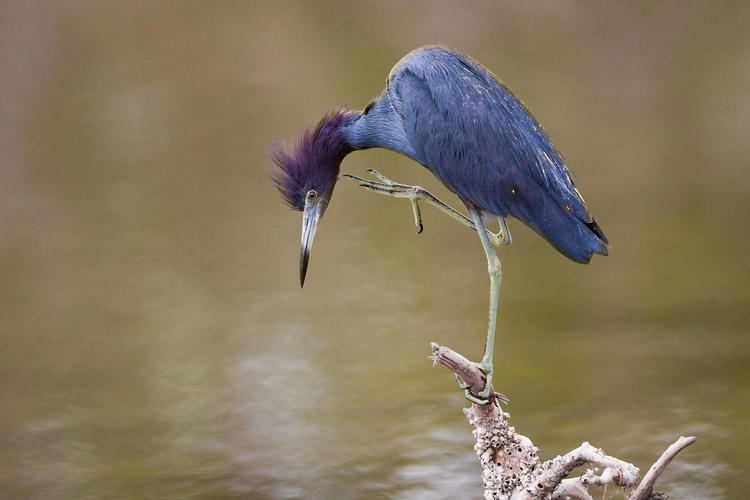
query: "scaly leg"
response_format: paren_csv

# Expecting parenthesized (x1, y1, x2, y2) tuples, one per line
(343, 170, 512, 247)
(345, 169, 506, 405)
(467, 206, 502, 404)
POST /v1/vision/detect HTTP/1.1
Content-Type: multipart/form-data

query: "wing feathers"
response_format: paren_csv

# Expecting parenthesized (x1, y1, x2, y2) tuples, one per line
(386, 46, 608, 261)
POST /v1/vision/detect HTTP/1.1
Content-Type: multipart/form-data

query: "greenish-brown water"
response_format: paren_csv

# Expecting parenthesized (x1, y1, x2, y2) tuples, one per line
(1, 2, 748, 498)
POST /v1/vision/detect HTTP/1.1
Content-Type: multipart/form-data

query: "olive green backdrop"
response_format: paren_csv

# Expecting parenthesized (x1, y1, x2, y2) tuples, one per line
(1, 2, 748, 498)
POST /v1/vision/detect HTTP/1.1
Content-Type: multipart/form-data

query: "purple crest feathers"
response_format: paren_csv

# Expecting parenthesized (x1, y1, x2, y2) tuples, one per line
(271, 110, 356, 210)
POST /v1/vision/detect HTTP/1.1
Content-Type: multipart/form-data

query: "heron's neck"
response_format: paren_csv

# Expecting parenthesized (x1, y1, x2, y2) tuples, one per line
(340, 105, 416, 158)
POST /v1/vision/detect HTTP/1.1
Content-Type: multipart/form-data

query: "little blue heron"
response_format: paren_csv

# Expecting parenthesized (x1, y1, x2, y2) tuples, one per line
(271, 46, 608, 404)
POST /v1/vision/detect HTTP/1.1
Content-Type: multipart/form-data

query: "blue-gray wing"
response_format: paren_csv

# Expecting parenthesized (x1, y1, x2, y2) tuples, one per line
(386, 47, 607, 262)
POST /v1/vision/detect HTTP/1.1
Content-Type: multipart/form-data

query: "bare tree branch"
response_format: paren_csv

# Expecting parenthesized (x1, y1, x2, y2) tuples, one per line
(430, 342, 509, 405)
(514, 442, 639, 499)
(551, 478, 593, 500)
(629, 436, 697, 500)
(429, 342, 696, 500)
(552, 467, 620, 500)
(430, 342, 486, 395)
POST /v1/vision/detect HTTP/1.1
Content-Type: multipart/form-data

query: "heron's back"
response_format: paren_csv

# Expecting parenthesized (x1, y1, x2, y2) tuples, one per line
(347, 46, 608, 263)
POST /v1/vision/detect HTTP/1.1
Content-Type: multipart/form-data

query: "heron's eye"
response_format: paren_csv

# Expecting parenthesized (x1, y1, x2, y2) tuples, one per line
(306, 190, 318, 201)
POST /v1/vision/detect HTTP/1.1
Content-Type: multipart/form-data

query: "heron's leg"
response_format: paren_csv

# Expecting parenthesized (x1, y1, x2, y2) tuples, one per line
(345, 169, 506, 405)
(343, 170, 512, 246)
(467, 206, 502, 404)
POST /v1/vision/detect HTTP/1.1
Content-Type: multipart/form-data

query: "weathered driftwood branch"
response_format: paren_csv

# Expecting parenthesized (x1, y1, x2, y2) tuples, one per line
(430, 342, 487, 397)
(630, 436, 697, 500)
(519, 441, 639, 499)
(430, 342, 696, 500)
(553, 467, 624, 500)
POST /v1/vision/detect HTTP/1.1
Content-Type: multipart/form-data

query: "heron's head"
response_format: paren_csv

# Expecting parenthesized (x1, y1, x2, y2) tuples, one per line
(271, 110, 356, 287)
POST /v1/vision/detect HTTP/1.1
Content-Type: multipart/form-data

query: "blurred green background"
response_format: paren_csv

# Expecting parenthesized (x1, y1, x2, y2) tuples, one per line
(1, 2, 748, 498)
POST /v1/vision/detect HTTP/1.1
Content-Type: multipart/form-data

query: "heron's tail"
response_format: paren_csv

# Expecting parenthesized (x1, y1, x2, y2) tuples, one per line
(507, 188, 609, 264)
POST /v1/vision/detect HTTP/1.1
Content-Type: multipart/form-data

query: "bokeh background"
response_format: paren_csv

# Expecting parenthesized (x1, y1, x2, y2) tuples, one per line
(1, 2, 748, 498)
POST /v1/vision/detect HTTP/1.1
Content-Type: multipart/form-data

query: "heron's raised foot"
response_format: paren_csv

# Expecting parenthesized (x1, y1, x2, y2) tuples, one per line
(361, 168, 412, 189)
(343, 170, 512, 246)
(343, 169, 427, 233)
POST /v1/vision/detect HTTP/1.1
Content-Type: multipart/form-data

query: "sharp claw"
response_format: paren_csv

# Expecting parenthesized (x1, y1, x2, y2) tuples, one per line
(343, 174, 367, 183)
(366, 169, 394, 185)
(464, 389, 492, 406)
(417, 223, 423, 234)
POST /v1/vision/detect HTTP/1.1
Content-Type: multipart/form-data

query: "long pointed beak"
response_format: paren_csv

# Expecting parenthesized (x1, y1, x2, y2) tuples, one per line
(300, 201, 323, 288)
